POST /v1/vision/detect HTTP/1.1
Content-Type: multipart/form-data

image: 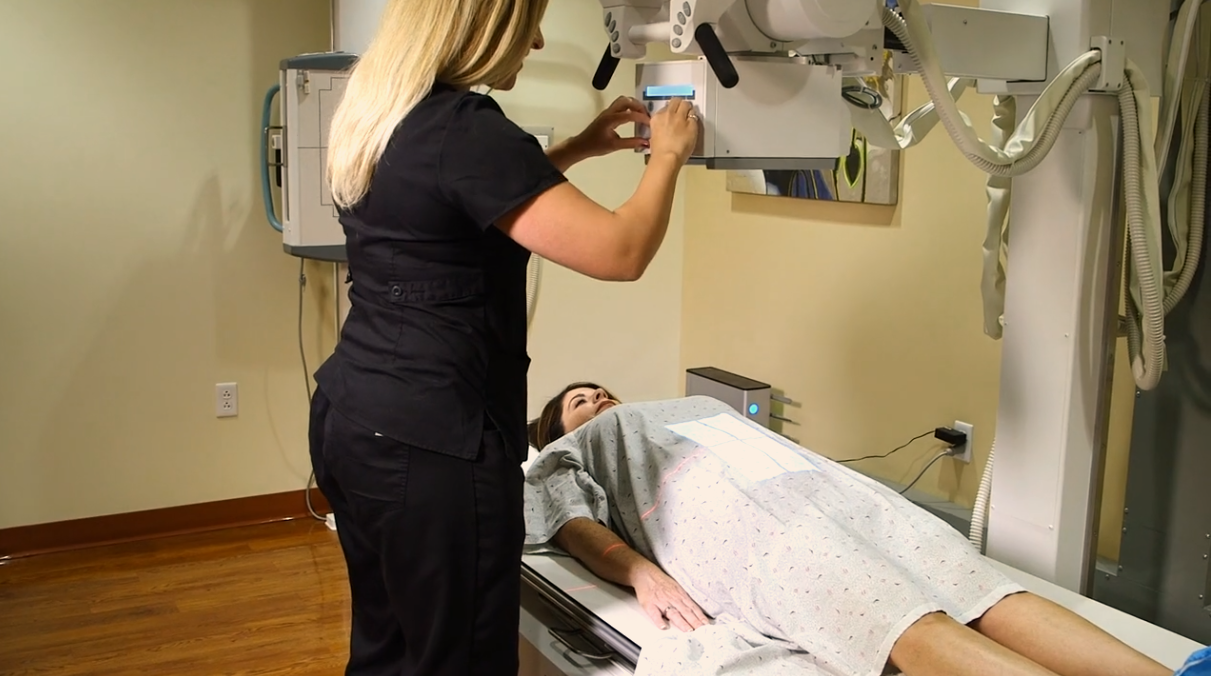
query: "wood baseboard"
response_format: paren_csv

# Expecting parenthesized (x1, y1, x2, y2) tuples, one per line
(0, 489, 332, 560)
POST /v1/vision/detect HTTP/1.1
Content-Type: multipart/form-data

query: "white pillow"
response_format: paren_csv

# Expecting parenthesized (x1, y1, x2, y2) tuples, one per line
(521, 445, 540, 473)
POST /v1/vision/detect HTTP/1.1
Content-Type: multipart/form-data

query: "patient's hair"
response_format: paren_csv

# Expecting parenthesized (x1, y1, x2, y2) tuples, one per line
(527, 382, 617, 450)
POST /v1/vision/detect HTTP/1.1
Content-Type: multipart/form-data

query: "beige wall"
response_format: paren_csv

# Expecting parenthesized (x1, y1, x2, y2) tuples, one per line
(0, 0, 337, 529)
(679, 78, 1138, 561)
(0, 0, 1133, 563)
(0, 0, 685, 530)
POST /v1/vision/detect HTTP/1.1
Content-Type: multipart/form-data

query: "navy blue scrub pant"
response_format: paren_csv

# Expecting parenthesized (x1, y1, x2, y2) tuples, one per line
(309, 387, 525, 675)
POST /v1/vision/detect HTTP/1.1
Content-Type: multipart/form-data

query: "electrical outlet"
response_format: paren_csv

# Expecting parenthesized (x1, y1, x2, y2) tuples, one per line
(952, 420, 973, 463)
(216, 382, 238, 418)
(522, 126, 554, 150)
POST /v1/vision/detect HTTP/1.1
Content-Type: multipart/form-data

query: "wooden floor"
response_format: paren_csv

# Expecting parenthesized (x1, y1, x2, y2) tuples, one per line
(0, 519, 353, 675)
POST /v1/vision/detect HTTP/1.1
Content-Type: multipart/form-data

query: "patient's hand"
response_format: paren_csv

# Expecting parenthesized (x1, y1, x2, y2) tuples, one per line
(633, 566, 710, 632)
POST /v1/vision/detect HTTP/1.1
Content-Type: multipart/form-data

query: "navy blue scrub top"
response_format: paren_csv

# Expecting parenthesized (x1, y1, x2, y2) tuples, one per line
(314, 82, 567, 463)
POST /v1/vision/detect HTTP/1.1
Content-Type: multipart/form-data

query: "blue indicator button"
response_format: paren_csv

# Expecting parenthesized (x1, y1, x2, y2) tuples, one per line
(643, 83, 696, 100)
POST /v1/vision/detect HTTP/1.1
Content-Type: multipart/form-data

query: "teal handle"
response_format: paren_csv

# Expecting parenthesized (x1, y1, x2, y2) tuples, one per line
(260, 83, 283, 233)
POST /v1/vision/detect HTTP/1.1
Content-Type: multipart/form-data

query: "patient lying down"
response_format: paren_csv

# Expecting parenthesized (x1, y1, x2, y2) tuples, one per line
(524, 383, 1172, 676)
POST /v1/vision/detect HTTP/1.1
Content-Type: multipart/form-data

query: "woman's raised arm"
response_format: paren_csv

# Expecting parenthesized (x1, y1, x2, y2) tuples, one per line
(497, 99, 699, 282)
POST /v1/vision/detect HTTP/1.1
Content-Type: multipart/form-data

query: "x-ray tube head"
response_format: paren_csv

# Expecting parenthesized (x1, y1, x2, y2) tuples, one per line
(634, 56, 849, 171)
(592, 0, 885, 92)
(747, 0, 881, 43)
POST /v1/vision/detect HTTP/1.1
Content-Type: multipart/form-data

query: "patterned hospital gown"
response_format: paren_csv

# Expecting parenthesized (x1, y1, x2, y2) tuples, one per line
(523, 397, 1024, 676)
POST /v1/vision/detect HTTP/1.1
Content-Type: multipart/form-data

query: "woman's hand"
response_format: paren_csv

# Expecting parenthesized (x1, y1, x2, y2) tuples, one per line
(549, 519, 709, 633)
(647, 97, 699, 165)
(571, 96, 652, 158)
(632, 565, 710, 632)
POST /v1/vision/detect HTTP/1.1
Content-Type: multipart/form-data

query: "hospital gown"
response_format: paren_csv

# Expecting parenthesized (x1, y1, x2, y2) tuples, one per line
(523, 396, 1024, 676)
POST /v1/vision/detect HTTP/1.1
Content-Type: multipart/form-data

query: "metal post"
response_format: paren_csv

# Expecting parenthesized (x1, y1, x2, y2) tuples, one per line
(986, 94, 1125, 594)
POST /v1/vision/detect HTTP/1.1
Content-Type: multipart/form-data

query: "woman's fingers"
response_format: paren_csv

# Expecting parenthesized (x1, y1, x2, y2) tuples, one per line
(673, 599, 707, 630)
(606, 110, 651, 129)
(614, 136, 649, 150)
(666, 607, 693, 632)
(609, 95, 648, 115)
(676, 592, 709, 627)
(659, 598, 693, 632)
(671, 98, 693, 119)
(658, 593, 707, 632)
(637, 569, 709, 632)
(643, 602, 669, 630)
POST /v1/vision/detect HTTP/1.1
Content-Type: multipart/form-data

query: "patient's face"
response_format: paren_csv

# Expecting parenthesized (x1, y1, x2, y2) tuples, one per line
(560, 387, 620, 434)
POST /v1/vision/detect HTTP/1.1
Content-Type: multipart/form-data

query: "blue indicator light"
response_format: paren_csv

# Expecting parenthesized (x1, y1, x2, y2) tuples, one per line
(643, 84, 696, 100)
(748, 403, 759, 415)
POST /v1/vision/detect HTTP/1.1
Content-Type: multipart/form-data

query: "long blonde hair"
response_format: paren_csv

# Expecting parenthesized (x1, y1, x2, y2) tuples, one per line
(327, 0, 549, 209)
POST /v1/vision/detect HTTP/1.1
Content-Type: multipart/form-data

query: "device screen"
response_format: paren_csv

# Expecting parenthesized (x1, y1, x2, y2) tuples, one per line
(642, 84, 695, 100)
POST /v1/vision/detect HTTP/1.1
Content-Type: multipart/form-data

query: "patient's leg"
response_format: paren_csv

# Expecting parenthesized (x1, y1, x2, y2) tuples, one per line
(889, 611, 1062, 676)
(970, 592, 1171, 676)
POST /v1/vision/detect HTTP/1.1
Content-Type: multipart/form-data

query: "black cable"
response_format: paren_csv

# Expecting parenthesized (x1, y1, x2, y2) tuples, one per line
(838, 430, 933, 464)
(299, 259, 313, 402)
(899, 452, 951, 495)
(842, 85, 883, 110)
(299, 259, 324, 522)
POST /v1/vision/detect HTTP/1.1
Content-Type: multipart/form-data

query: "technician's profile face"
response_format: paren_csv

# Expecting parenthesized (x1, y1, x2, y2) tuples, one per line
(492, 26, 546, 91)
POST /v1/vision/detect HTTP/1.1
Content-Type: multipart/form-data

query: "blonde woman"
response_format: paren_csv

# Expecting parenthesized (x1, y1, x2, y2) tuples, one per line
(307, 0, 698, 674)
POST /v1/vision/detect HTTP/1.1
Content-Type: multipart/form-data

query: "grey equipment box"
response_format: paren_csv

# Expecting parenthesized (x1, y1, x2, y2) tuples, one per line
(685, 367, 771, 428)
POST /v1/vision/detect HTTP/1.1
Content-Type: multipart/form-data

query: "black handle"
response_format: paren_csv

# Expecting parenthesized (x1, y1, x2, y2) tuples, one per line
(694, 23, 739, 88)
(548, 627, 615, 661)
(592, 44, 621, 91)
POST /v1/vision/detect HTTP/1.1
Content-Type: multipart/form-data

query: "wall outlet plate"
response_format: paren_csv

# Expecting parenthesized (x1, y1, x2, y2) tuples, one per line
(522, 126, 554, 150)
(216, 382, 238, 418)
(953, 420, 973, 463)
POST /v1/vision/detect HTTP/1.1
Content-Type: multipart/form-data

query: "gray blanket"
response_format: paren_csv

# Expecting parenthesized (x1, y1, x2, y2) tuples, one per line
(524, 396, 1023, 676)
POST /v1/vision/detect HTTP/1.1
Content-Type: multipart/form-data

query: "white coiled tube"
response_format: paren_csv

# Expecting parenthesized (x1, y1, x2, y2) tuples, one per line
(884, 0, 1169, 391)
(1162, 73, 1209, 315)
(877, 0, 1206, 548)
(970, 437, 995, 551)
(982, 95, 1016, 341)
(882, 3, 1102, 178)
(526, 255, 542, 330)
(1119, 74, 1166, 390)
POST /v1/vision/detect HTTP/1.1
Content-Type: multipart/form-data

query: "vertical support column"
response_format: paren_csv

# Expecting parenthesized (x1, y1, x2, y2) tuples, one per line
(1203, 541, 1210, 620)
(987, 94, 1124, 594)
(333, 0, 389, 54)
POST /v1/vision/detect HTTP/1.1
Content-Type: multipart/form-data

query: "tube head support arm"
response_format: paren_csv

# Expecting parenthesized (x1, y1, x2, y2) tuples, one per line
(593, 0, 883, 90)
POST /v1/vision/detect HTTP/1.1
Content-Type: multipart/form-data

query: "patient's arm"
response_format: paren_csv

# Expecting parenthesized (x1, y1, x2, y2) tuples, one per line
(554, 517, 709, 632)
(552, 517, 651, 588)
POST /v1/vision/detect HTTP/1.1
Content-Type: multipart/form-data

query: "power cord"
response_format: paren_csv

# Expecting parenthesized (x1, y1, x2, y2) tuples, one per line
(899, 452, 951, 495)
(838, 430, 933, 464)
(842, 83, 884, 110)
(838, 426, 970, 495)
(898, 427, 969, 494)
(299, 259, 324, 522)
